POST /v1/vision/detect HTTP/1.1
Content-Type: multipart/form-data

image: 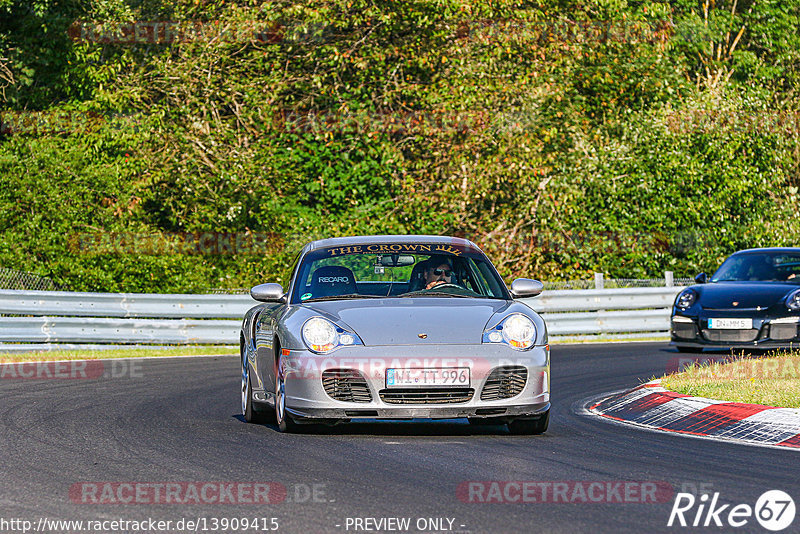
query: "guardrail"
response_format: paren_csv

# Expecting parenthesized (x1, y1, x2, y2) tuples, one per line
(0, 290, 253, 318)
(0, 287, 683, 349)
(522, 286, 681, 336)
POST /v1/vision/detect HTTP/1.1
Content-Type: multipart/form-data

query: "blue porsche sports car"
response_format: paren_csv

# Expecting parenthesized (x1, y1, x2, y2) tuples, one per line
(671, 248, 800, 351)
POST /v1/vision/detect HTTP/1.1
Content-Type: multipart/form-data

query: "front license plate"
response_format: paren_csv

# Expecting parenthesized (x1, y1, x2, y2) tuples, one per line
(386, 368, 470, 388)
(708, 318, 753, 329)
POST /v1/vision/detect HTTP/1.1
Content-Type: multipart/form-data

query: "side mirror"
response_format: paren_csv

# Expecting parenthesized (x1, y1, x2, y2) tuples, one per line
(694, 273, 708, 284)
(250, 283, 286, 303)
(510, 278, 544, 298)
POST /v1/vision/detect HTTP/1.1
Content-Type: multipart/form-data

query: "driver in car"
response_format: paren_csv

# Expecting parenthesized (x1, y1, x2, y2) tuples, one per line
(424, 258, 455, 289)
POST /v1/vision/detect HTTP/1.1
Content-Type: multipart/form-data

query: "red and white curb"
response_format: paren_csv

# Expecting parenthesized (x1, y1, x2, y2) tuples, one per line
(588, 380, 800, 450)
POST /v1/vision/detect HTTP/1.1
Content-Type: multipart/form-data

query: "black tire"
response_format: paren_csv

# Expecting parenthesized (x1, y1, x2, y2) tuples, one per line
(276, 409, 299, 433)
(507, 410, 549, 435)
(275, 364, 300, 433)
(244, 370, 273, 424)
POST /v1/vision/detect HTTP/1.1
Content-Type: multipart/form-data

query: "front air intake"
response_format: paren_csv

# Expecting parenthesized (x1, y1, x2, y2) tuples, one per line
(701, 329, 758, 343)
(480, 366, 528, 401)
(379, 388, 474, 404)
(322, 369, 372, 403)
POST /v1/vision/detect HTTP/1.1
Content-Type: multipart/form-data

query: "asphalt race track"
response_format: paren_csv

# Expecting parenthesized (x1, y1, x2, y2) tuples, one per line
(2, 343, 799, 534)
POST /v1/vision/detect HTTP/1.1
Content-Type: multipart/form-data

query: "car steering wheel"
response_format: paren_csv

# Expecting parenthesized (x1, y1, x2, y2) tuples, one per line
(424, 282, 463, 291)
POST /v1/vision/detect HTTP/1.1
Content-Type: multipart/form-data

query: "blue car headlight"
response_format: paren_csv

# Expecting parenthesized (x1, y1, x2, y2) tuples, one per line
(786, 289, 800, 312)
(301, 317, 363, 353)
(483, 313, 536, 350)
(676, 289, 697, 310)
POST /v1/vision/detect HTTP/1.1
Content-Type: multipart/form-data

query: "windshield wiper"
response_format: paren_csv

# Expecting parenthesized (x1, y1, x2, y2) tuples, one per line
(398, 291, 474, 298)
(301, 294, 384, 302)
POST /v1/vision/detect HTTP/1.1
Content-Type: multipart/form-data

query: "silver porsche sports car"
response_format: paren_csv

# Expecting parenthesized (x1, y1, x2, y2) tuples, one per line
(240, 235, 550, 434)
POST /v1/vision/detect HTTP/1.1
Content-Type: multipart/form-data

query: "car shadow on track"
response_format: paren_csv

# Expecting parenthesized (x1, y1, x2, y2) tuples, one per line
(231, 415, 553, 437)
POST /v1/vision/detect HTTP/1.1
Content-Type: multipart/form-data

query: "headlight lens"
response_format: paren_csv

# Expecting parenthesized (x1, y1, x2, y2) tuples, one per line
(787, 289, 800, 311)
(301, 317, 363, 353)
(676, 289, 697, 310)
(302, 317, 339, 352)
(483, 313, 536, 350)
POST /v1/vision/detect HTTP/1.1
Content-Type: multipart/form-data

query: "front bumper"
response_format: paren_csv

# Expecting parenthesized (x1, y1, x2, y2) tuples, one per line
(671, 313, 800, 349)
(279, 344, 550, 421)
(290, 403, 551, 421)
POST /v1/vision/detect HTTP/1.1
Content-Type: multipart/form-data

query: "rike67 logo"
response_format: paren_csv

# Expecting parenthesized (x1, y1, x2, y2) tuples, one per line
(668, 490, 795, 531)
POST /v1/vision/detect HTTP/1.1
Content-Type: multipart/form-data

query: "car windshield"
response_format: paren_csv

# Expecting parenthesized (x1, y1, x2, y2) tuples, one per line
(290, 243, 510, 303)
(710, 252, 800, 283)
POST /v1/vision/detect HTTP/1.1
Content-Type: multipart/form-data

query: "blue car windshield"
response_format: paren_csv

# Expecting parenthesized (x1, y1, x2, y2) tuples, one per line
(711, 253, 800, 283)
(290, 243, 511, 303)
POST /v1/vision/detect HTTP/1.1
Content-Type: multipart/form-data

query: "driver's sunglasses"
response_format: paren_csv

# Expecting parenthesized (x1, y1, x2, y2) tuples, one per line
(433, 268, 452, 277)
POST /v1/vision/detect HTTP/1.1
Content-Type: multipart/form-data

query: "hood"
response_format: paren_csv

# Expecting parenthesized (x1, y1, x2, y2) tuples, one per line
(697, 282, 799, 309)
(303, 298, 510, 345)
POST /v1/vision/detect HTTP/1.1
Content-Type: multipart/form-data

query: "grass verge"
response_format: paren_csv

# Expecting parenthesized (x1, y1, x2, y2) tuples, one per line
(552, 335, 670, 344)
(661, 350, 800, 408)
(0, 346, 237, 364)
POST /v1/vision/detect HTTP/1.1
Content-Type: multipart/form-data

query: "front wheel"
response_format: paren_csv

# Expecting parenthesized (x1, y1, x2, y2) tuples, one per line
(275, 364, 299, 433)
(243, 363, 272, 424)
(507, 410, 549, 435)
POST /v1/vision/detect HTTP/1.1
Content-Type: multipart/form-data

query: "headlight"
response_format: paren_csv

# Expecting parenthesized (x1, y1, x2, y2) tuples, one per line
(676, 289, 697, 310)
(483, 313, 536, 350)
(787, 289, 800, 312)
(302, 317, 338, 352)
(301, 317, 363, 353)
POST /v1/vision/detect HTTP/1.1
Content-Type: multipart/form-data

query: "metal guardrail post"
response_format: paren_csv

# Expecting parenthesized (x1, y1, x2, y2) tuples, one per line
(594, 272, 604, 290)
(665, 271, 674, 287)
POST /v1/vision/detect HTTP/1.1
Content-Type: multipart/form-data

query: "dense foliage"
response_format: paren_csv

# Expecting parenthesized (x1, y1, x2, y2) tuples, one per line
(1, 0, 799, 292)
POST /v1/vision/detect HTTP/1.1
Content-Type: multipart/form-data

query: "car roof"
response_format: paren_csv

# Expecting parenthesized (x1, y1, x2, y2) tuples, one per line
(301, 235, 484, 255)
(732, 247, 800, 255)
